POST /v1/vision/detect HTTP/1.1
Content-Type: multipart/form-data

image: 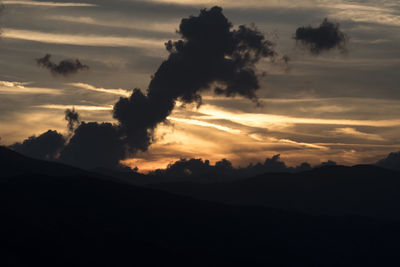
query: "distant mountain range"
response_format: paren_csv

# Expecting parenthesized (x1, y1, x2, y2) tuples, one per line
(1, 146, 400, 266)
(151, 164, 400, 221)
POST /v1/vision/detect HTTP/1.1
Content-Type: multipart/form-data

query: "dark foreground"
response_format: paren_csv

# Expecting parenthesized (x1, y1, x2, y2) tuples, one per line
(1, 147, 399, 266)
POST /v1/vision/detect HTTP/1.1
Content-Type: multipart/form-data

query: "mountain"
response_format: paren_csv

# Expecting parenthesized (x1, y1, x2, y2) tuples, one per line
(0, 146, 89, 179)
(1, 147, 400, 266)
(151, 165, 400, 221)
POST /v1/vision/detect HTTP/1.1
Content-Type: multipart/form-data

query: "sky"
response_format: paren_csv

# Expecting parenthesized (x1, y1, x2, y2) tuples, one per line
(1, 0, 400, 172)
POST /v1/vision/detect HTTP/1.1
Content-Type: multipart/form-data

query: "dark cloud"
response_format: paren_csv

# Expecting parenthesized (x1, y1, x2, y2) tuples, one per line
(9, 130, 65, 160)
(36, 54, 89, 76)
(151, 158, 235, 178)
(294, 18, 347, 54)
(151, 154, 314, 179)
(376, 152, 400, 171)
(65, 108, 80, 133)
(11, 6, 279, 169)
(114, 6, 277, 155)
(59, 122, 125, 170)
(241, 154, 312, 176)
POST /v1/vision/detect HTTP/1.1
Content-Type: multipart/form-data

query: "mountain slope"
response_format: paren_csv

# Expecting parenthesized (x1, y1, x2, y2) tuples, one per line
(151, 165, 400, 220)
(0, 146, 89, 179)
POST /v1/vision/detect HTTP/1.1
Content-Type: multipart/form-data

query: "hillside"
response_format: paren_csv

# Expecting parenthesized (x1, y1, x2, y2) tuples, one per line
(151, 165, 400, 220)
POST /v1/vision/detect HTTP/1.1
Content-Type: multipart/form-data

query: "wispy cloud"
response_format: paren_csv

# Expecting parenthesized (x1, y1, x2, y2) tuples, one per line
(2, 28, 164, 51)
(3, 0, 96, 7)
(46, 15, 177, 34)
(142, 0, 315, 8)
(69, 83, 132, 97)
(197, 105, 400, 128)
(0, 80, 62, 95)
(36, 104, 113, 111)
(330, 3, 400, 27)
(169, 117, 242, 135)
(331, 127, 385, 141)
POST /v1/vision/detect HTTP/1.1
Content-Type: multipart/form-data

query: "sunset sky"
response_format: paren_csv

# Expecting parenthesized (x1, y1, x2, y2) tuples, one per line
(1, 0, 400, 172)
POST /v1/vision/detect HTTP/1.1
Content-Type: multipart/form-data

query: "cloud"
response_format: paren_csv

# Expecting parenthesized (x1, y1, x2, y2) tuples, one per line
(3, 1, 96, 7)
(16, 6, 275, 169)
(376, 151, 400, 171)
(169, 117, 242, 135)
(151, 154, 314, 179)
(9, 130, 65, 160)
(331, 127, 385, 141)
(196, 104, 400, 128)
(69, 82, 132, 97)
(65, 108, 80, 133)
(294, 18, 347, 54)
(46, 15, 177, 34)
(113, 6, 277, 157)
(36, 54, 89, 76)
(59, 122, 125, 169)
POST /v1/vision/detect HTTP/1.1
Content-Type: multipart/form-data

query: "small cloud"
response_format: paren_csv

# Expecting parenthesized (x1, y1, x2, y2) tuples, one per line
(36, 54, 89, 76)
(294, 18, 347, 54)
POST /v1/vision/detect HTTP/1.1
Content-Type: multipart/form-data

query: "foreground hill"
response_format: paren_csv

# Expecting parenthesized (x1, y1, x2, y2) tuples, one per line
(151, 165, 400, 221)
(1, 147, 400, 266)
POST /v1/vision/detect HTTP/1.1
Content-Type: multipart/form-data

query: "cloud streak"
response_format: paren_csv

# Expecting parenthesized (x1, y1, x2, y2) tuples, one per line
(69, 83, 132, 97)
(2, 28, 164, 50)
(3, 1, 96, 7)
(0, 80, 62, 95)
(197, 105, 400, 128)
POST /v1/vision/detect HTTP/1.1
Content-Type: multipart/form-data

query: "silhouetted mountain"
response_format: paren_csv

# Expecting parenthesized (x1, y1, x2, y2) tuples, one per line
(1, 148, 400, 266)
(0, 146, 88, 179)
(151, 165, 400, 221)
(377, 151, 400, 171)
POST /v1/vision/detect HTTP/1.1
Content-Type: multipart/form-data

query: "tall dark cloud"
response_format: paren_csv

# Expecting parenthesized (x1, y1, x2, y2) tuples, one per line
(114, 6, 277, 155)
(65, 108, 80, 133)
(294, 18, 347, 54)
(376, 152, 400, 171)
(36, 54, 89, 76)
(9, 130, 65, 160)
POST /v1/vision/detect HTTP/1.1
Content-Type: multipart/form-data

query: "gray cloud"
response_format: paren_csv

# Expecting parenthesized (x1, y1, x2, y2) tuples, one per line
(36, 54, 89, 76)
(294, 18, 347, 54)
